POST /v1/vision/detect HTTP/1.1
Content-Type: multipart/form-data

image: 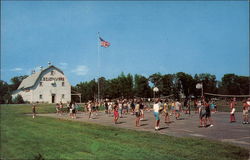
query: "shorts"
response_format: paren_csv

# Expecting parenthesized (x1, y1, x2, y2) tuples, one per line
(175, 110, 179, 113)
(140, 110, 144, 115)
(200, 112, 206, 119)
(105, 106, 108, 110)
(243, 110, 248, 116)
(206, 112, 211, 118)
(164, 111, 168, 116)
(72, 109, 76, 114)
(135, 112, 141, 117)
(154, 112, 160, 121)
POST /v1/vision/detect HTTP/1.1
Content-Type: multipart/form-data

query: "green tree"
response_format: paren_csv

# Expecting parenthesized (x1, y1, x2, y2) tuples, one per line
(134, 74, 151, 98)
(0, 80, 12, 104)
(9, 75, 28, 91)
(219, 74, 249, 95)
(12, 94, 24, 104)
(161, 74, 174, 96)
(175, 72, 194, 98)
(194, 73, 217, 95)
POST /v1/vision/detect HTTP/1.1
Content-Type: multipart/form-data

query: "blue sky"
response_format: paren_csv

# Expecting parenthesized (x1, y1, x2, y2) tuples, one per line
(1, 1, 249, 85)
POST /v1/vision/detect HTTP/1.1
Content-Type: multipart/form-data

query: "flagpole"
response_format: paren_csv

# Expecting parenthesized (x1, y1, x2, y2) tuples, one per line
(97, 32, 100, 103)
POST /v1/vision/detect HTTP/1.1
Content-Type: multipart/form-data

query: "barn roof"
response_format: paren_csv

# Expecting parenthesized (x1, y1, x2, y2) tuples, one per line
(17, 65, 64, 90)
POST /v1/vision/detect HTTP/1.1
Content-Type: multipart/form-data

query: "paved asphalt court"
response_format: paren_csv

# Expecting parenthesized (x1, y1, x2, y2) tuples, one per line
(39, 111, 250, 150)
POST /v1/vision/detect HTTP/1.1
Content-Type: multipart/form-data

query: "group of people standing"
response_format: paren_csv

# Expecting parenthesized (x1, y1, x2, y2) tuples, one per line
(31, 97, 250, 131)
(229, 98, 249, 124)
(55, 101, 77, 119)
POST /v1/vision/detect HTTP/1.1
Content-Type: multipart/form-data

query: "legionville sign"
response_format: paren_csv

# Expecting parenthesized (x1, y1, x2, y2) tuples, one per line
(42, 77, 65, 81)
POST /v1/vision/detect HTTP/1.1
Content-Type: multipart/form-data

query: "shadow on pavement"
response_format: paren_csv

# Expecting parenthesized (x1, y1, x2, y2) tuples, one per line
(159, 127, 168, 130)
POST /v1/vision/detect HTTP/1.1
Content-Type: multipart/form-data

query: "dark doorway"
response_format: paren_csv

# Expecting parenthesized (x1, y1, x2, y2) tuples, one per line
(52, 94, 56, 103)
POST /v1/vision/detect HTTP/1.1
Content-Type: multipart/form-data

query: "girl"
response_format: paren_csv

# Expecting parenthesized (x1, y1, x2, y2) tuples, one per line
(199, 102, 206, 127)
(56, 103, 60, 115)
(230, 99, 236, 123)
(242, 100, 249, 124)
(32, 104, 36, 119)
(114, 103, 119, 124)
(88, 101, 92, 119)
(163, 100, 170, 123)
(135, 100, 141, 127)
(71, 102, 76, 119)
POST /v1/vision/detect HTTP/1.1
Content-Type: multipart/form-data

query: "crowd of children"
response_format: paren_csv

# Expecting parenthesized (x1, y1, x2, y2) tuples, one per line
(32, 97, 250, 130)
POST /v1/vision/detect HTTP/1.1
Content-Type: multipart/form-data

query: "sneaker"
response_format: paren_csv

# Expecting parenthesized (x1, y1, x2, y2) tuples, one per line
(246, 122, 249, 124)
(209, 124, 214, 127)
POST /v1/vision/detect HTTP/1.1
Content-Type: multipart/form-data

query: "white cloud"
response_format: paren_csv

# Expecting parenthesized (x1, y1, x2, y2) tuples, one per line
(10, 68, 23, 72)
(72, 65, 89, 76)
(59, 62, 68, 69)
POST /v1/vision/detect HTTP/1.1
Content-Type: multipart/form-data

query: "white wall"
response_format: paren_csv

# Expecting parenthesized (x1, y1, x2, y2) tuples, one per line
(12, 67, 71, 103)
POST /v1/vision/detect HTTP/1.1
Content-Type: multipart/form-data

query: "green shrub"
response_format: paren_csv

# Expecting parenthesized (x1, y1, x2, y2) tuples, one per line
(12, 94, 25, 104)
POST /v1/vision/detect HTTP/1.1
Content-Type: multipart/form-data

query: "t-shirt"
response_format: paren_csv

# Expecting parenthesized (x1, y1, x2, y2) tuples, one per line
(153, 103, 160, 113)
(135, 104, 140, 112)
(118, 103, 123, 109)
(175, 102, 181, 110)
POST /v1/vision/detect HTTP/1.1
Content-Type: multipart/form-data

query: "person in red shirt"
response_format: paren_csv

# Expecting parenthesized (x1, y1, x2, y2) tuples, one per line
(113, 102, 119, 124)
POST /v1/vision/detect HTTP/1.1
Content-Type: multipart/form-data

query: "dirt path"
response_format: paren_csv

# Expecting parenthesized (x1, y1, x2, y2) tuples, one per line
(37, 111, 250, 150)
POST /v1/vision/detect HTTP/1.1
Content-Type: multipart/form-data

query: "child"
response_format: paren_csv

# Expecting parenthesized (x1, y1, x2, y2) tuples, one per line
(32, 104, 36, 119)
(230, 98, 236, 123)
(135, 100, 141, 127)
(242, 100, 249, 124)
(163, 101, 170, 123)
(199, 102, 206, 127)
(114, 103, 119, 124)
(56, 103, 60, 115)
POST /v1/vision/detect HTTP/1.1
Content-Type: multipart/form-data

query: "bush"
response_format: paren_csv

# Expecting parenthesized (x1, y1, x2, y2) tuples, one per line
(12, 94, 25, 104)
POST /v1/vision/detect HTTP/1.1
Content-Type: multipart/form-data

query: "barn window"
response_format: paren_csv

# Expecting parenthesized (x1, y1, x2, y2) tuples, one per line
(51, 71, 54, 75)
(39, 94, 43, 99)
(39, 82, 43, 87)
(62, 94, 65, 99)
(62, 82, 65, 86)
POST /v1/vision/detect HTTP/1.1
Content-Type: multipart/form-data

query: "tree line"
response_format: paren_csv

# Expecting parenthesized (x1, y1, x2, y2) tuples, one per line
(0, 72, 249, 104)
(72, 72, 249, 102)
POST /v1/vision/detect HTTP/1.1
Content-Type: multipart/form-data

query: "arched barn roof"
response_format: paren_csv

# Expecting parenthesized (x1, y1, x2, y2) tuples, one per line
(17, 65, 64, 90)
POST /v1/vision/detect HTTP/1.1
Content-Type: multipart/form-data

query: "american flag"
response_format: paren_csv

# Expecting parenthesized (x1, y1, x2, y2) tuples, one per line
(99, 37, 110, 48)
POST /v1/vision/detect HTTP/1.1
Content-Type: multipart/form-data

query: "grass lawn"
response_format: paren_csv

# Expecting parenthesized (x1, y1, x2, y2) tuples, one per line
(0, 104, 249, 160)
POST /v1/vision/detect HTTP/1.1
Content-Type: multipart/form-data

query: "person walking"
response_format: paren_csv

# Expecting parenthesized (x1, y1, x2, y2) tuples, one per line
(175, 99, 182, 120)
(153, 98, 161, 130)
(114, 103, 119, 124)
(199, 101, 206, 127)
(230, 98, 236, 123)
(205, 100, 213, 127)
(242, 100, 249, 124)
(163, 100, 170, 123)
(32, 104, 36, 119)
(135, 100, 141, 127)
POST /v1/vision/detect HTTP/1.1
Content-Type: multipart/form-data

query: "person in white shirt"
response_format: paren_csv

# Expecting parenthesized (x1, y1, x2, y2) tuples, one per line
(153, 98, 161, 130)
(175, 99, 182, 120)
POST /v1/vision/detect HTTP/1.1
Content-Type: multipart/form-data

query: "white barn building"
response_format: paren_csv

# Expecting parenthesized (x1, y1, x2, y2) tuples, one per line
(12, 65, 71, 103)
